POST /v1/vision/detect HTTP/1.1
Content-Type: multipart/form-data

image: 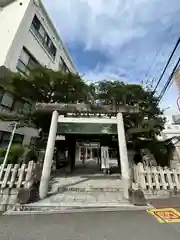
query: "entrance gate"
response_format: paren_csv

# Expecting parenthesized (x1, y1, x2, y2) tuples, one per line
(39, 105, 135, 199)
(76, 142, 100, 163)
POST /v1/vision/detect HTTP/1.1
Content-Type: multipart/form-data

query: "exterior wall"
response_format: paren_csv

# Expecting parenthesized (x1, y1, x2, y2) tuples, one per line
(0, 121, 39, 146)
(0, 0, 30, 68)
(157, 122, 180, 169)
(0, 0, 16, 8)
(159, 124, 180, 140)
(0, 0, 77, 146)
(1, 0, 77, 73)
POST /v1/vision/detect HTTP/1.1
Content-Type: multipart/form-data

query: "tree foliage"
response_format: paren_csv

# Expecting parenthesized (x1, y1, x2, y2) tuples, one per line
(91, 80, 165, 139)
(9, 66, 90, 103)
(6, 67, 165, 139)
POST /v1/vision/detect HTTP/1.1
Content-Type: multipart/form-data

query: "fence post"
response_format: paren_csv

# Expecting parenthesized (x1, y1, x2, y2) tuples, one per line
(2, 164, 12, 189)
(137, 163, 146, 189)
(152, 166, 160, 190)
(16, 164, 26, 189)
(24, 161, 35, 188)
(173, 169, 180, 190)
(145, 165, 153, 190)
(158, 166, 167, 190)
(165, 167, 174, 190)
(9, 164, 19, 189)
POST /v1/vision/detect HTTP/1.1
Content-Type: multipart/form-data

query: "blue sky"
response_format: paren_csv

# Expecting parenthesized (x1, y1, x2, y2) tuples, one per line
(44, 0, 180, 114)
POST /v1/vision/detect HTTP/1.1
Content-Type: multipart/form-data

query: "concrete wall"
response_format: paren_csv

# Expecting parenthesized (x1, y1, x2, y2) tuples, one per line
(0, 0, 30, 68)
(0, 0, 77, 145)
(0, 121, 39, 146)
(157, 124, 180, 141)
(1, 0, 77, 73)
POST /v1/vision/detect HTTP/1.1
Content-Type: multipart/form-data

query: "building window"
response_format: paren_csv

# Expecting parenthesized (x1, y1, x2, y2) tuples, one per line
(0, 92, 14, 109)
(12, 100, 24, 113)
(0, 131, 23, 148)
(31, 15, 41, 33)
(23, 102, 32, 114)
(30, 15, 57, 59)
(17, 48, 38, 75)
(13, 134, 23, 144)
(59, 57, 69, 73)
(0, 132, 11, 147)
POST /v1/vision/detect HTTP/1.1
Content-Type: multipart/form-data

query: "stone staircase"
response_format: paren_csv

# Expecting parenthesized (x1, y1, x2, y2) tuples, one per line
(5, 161, 139, 214)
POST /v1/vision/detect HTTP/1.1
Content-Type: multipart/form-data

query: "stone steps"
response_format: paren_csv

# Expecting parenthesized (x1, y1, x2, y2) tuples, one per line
(4, 204, 153, 215)
(56, 186, 124, 193)
(50, 175, 124, 194)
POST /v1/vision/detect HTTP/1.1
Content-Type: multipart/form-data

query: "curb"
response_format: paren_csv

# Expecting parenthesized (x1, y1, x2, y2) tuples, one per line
(4, 204, 153, 215)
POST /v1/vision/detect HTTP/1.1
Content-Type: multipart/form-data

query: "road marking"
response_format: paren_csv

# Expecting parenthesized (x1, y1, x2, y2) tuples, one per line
(148, 208, 180, 223)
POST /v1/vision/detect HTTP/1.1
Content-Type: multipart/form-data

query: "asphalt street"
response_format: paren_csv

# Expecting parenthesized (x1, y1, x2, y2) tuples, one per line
(0, 210, 180, 240)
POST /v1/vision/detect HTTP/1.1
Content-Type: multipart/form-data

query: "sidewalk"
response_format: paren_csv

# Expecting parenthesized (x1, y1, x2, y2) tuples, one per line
(149, 196, 180, 209)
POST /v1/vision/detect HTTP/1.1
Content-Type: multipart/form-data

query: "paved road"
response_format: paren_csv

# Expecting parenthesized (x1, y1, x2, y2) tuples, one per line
(1, 210, 180, 239)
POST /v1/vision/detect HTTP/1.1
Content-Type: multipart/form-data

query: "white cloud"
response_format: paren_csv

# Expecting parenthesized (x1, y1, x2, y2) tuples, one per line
(44, 0, 178, 52)
(44, 0, 180, 110)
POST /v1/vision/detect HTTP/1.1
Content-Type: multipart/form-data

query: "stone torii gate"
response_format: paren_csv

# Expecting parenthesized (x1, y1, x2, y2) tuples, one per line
(37, 103, 139, 200)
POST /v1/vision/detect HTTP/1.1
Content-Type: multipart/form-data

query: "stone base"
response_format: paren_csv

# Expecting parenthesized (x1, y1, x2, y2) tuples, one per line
(0, 189, 18, 211)
(129, 188, 147, 206)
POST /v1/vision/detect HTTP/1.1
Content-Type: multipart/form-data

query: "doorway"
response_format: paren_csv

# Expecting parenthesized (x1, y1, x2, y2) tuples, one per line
(76, 142, 100, 164)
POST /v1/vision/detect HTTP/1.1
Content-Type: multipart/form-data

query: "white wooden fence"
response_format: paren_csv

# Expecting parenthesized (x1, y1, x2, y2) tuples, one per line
(0, 161, 42, 210)
(0, 161, 40, 189)
(133, 163, 180, 191)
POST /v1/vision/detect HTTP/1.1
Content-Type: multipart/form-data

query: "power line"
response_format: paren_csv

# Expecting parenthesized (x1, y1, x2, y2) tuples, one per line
(143, 44, 164, 87)
(152, 37, 180, 94)
(143, 29, 172, 88)
(158, 56, 180, 102)
(144, 8, 180, 88)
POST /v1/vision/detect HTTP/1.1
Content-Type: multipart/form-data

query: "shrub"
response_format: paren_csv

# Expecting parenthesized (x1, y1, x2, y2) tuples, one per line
(0, 144, 25, 165)
(0, 148, 6, 158)
(8, 144, 25, 164)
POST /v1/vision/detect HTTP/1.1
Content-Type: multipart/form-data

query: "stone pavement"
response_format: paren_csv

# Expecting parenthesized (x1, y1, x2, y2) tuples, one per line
(50, 173, 124, 192)
(6, 160, 141, 214)
(25, 190, 129, 208)
(5, 159, 152, 214)
(38, 159, 128, 209)
(50, 159, 123, 191)
(21, 171, 131, 210)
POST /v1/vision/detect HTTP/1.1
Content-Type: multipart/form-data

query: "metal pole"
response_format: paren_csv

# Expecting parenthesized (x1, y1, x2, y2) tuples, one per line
(0, 122, 17, 180)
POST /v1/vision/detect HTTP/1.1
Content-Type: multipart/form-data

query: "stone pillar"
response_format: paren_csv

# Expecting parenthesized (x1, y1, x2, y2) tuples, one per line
(117, 112, 130, 199)
(39, 111, 59, 199)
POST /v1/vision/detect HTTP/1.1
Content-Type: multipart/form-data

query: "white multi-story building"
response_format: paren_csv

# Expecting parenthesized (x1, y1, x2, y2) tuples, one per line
(0, 0, 77, 146)
(157, 114, 180, 141)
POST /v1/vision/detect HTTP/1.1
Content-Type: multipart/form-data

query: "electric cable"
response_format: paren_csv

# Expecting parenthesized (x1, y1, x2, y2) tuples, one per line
(158, 56, 180, 102)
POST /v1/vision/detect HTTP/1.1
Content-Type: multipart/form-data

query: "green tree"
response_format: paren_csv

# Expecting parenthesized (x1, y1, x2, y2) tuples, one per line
(4, 67, 165, 140)
(92, 81, 165, 140)
(9, 66, 90, 104)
